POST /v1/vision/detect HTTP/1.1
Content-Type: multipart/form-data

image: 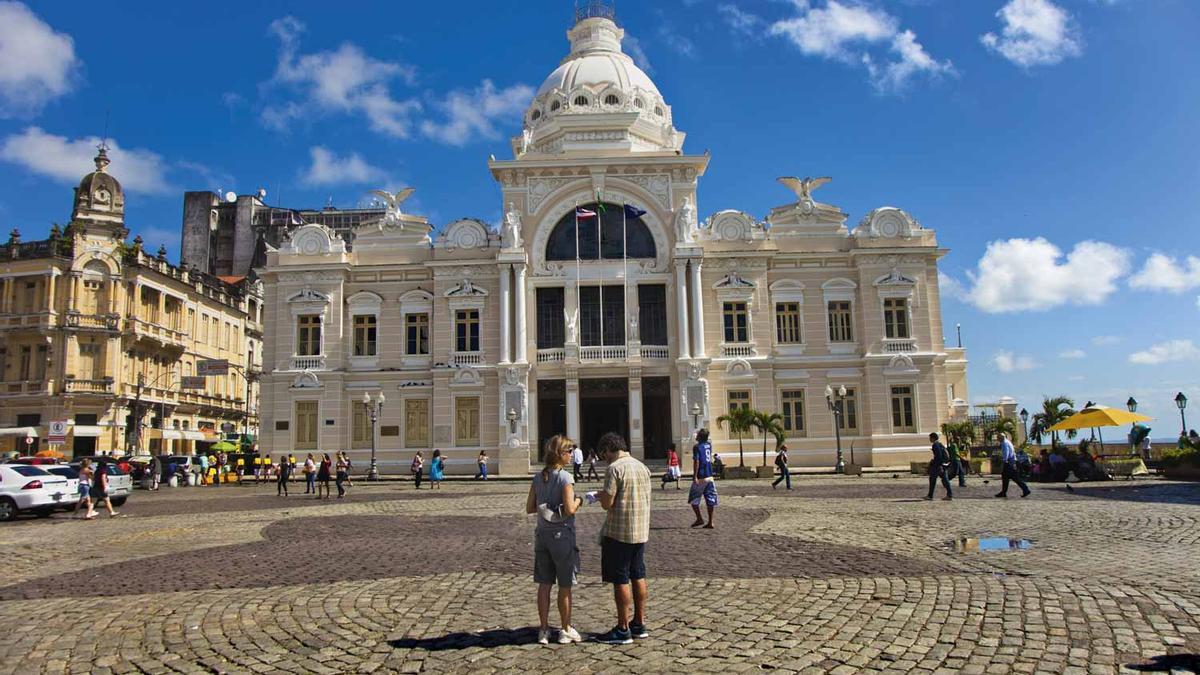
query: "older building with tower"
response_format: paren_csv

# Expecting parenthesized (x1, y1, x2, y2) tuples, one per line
(257, 3, 969, 475)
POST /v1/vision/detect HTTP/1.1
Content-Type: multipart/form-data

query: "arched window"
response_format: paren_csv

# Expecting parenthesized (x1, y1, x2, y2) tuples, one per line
(545, 203, 656, 261)
(573, 96, 590, 106)
(531, 109, 541, 120)
(604, 94, 620, 105)
(654, 106, 664, 117)
(550, 100, 561, 111)
(633, 98, 644, 109)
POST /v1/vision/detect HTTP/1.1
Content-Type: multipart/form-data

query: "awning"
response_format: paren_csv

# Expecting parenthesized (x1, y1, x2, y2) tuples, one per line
(0, 427, 39, 437)
(71, 425, 104, 438)
(182, 431, 207, 441)
(146, 429, 185, 441)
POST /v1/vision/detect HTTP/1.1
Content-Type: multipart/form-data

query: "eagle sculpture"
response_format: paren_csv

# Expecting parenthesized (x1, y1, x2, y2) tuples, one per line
(777, 176, 831, 202)
(370, 188, 415, 214)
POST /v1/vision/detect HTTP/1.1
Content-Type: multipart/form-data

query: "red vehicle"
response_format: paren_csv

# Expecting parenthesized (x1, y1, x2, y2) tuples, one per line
(9, 456, 61, 466)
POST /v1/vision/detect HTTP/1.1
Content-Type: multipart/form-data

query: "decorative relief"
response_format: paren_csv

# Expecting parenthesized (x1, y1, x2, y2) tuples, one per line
(527, 177, 578, 214)
(703, 210, 766, 243)
(707, 257, 768, 272)
(622, 174, 671, 209)
(278, 271, 343, 283)
(441, 219, 491, 251)
(281, 224, 346, 256)
(857, 207, 920, 239)
(444, 279, 488, 297)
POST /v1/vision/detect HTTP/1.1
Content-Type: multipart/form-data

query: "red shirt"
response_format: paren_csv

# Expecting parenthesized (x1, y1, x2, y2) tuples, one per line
(667, 450, 680, 467)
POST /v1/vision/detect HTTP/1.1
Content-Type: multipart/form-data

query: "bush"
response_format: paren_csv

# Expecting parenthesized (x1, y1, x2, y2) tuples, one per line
(1159, 447, 1200, 468)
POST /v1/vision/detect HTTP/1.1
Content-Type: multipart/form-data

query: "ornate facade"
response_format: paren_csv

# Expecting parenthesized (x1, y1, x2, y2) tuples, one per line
(258, 8, 968, 474)
(0, 149, 263, 457)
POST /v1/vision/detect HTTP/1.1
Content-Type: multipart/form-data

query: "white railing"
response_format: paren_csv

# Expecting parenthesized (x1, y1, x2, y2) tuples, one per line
(537, 348, 565, 363)
(883, 338, 916, 353)
(291, 355, 326, 370)
(580, 345, 627, 361)
(641, 346, 669, 359)
(451, 351, 484, 366)
(721, 343, 756, 358)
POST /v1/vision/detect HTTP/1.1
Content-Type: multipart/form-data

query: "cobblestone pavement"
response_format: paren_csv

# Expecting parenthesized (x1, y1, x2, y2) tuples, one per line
(1, 475, 1198, 674)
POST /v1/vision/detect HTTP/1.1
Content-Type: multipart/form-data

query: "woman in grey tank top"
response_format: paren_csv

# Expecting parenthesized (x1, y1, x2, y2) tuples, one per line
(525, 434, 583, 645)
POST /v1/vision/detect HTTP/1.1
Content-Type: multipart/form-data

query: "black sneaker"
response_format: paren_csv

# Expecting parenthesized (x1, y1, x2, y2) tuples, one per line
(593, 626, 633, 645)
(629, 622, 649, 639)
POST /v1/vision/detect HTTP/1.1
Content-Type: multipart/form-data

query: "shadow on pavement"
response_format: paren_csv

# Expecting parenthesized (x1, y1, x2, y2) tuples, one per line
(390, 628, 539, 651)
(1124, 653, 1200, 672)
(1054, 482, 1200, 506)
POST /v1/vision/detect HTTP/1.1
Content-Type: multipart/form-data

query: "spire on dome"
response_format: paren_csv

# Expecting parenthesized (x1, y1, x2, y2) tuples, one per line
(574, 0, 616, 24)
(94, 144, 111, 173)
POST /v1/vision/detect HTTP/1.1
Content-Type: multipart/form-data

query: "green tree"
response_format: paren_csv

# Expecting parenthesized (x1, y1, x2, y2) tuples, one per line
(982, 416, 1019, 444)
(1028, 395, 1077, 446)
(941, 420, 977, 453)
(750, 410, 785, 466)
(716, 407, 757, 467)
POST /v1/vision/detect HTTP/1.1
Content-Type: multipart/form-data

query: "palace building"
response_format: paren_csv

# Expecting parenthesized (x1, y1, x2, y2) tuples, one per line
(0, 148, 263, 457)
(257, 4, 969, 475)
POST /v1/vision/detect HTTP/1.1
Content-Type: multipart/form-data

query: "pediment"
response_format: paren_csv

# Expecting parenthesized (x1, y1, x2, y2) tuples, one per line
(874, 269, 917, 287)
(281, 224, 346, 255)
(444, 279, 488, 297)
(286, 288, 330, 304)
(714, 272, 755, 289)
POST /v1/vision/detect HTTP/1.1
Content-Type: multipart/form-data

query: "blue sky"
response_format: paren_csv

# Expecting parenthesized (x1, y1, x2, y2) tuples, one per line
(0, 0, 1197, 433)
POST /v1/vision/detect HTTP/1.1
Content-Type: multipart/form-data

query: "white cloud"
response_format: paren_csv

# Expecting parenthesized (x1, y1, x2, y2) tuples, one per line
(766, 1, 952, 92)
(981, 0, 1083, 67)
(946, 237, 1130, 313)
(0, 1, 80, 116)
(719, 4, 763, 37)
(0, 126, 171, 194)
(1092, 335, 1121, 346)
(992, 350, 1037, 373)
(623, 35, 654, 73)
(420, 80, 533, 147)
(938, 271, 967, 301)
(301, 147, 387, 186)
(659, 24, 697, 58)
(263, 16, 421, 138)
(1059, 349, 1086, 359)
(1129, 253, 1200, 293)
(1129, 339, 1200, 365)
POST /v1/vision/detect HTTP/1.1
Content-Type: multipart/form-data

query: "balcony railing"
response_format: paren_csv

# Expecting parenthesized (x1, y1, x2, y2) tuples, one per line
(291, 355, 327, 371)
(0, 380, 48, 395)
(0, 312, 54, 330)
(882, 338, 916, 353)
(537, 348, 565, 364)
(451, 351, 484, 366)
(580, 345, 627, 361)
(65, 312, 120, 331)
(640, 345, 669, 360)
(63, 377, 115, 394)
(124, 316, 188, 348)
(721, 343, 756, 358)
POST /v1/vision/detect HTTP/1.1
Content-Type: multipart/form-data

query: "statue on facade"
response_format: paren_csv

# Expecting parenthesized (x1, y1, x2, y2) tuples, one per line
(628, 314, 639, 342)
(502, 203, 524, 249)
(675, 196, 697, 244)
(564, 308, 578, 344)
(777, 176, 831, 203)
(370, 188, 415, 226)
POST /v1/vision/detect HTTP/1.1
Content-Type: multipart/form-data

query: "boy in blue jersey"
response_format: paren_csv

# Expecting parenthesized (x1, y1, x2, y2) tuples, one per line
(688, 429, 718, 529)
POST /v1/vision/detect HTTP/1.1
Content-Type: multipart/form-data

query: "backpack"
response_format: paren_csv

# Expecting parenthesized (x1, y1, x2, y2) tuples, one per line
(775, 452, 785, 467)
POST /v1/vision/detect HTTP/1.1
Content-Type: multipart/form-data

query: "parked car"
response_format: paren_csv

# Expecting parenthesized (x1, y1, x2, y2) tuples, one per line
(0, 464, 73, 521)
(43, 465, 82, 511)
(68, 458, 132, 506)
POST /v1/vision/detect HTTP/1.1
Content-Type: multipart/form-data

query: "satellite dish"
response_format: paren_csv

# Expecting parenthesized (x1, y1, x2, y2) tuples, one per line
(257, 188, 267, 199)
(225, 191, 237, 203)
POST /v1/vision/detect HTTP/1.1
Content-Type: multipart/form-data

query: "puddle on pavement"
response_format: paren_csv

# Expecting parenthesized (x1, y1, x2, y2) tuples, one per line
(954, 537, 1031, 552)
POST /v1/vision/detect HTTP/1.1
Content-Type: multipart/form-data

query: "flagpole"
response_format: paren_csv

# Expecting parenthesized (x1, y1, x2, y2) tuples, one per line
(574, 200, 580, 346)
(622, 202, 628, 346)
(597, 195, 603, 350)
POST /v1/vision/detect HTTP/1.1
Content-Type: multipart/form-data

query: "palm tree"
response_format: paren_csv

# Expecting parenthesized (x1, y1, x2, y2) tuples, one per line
(716, 407, 757, 467)
(941, 420, 977, 453)
(750, 410, 785, 466)
(982, 416, 1019, 444)
(1028, 395, 1077, 446)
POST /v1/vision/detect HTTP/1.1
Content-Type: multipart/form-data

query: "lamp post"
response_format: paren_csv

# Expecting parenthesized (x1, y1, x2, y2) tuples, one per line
(825, 384, 846, 474)
(506, 408, 519, 435)
(1019, 408, 1029, 444)
(690, 402, 702, 432)
(1176, 392, 1189, 436)
(362, 391, 385, 480)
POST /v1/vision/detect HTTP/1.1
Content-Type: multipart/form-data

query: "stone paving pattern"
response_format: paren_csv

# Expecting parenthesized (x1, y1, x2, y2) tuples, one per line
(1, 474, 1198, 673)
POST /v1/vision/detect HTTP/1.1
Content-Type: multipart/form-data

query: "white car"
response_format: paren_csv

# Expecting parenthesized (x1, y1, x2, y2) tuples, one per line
(44, 466, 83, 512)
(0, 464, 74, 521)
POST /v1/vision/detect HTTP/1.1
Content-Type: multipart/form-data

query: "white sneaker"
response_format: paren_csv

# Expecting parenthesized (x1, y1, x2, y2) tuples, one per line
(537, 628, 550, 645)
(558, 626, 582, 644)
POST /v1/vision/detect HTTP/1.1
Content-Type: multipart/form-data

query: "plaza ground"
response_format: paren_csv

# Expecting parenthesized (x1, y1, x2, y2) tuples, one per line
(1, 475, 1198, 674)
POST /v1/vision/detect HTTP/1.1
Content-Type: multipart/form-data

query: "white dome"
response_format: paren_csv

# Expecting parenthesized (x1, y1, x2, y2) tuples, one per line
(536, 53, 660, 99)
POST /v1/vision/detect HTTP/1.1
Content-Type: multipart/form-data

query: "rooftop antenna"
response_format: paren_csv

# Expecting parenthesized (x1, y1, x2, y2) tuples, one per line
(100, 109, 110, 151)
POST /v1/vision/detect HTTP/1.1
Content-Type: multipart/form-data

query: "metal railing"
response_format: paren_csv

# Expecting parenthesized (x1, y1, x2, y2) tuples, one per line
(575, 0, 616, 23)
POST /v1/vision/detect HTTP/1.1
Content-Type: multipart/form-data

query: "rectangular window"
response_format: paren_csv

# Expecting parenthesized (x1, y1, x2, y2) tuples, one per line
(638, 284, 668, 345)
(781, 390, 806, 435)
(727, 389, 752, 413)
(891, 385, 916, 432)
(579, 286, 626, 346)
(199, 316, 208, 343)
(405, 313, 430, 355)
(455, 309, 480, 352)
(19, 346, 31, 381)
(353, 314, 378, 357)
(405, 399, 429, 447)
(836, 388, 858, 432)
(884, 298, 909, 339)
(295, 400, 318, 449)
(828, 301, 854, 342)
(536, 287, 565, 349)
(351, 402, 371, 448)
(455, 397, 480, 446)
(775, 302, 803, 344)
(79, 342, 101, 379)
(296, 315, 322, 356)
(723, 302, 749, 343)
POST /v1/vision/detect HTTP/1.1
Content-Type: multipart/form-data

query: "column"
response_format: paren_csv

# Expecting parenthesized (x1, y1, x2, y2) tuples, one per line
(514, 264, 528, 363)
(46, 273, 56, 314)
(628, 374, 643, 458)
(499, 264, 511, 363)
(566, 376, 580, 443)
(689, 260, 706, 357)
(674, 264, 690, 359)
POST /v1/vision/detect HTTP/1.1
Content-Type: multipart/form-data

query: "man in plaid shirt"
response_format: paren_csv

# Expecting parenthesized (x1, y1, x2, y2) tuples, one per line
(593, 432, 651, 645)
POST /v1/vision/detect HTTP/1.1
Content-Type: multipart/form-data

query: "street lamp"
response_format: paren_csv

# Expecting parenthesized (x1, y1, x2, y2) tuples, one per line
(1176, 392, 1189, 436)
(825, 384, 847, 474)
(690, 402, 702, 432)
(506, 408, 519, 434)
(362, 391, 385, 480)
(1126, 397, 1137, 413)
(1019, 408, 1029, 443)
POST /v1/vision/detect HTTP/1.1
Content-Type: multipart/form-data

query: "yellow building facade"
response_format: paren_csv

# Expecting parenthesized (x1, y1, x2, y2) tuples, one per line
(0, 148, 262, 457)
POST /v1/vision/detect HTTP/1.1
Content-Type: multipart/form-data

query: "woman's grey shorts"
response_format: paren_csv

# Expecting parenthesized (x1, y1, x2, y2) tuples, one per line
(533, 528, 579, 587)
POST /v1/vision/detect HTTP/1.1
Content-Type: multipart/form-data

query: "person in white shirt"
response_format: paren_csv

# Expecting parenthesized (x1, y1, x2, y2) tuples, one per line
(571, 444, 584, 482)
(995, 433, 1031, 498)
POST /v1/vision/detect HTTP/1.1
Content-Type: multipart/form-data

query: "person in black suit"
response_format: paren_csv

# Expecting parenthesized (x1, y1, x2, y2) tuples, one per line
(925, 432, 953, 501)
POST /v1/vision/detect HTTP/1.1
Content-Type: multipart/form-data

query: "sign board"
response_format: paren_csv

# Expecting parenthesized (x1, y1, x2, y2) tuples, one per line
(196, 359, 229, 376)
(48, 420, 68, 445)
(24, 437, 33, 446)
(181, 376, 206, 390)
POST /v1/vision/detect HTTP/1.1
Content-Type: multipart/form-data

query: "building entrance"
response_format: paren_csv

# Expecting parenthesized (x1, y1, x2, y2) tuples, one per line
(580, 378, 628, 455)
(536, 380, 566, 456)
(641, 377, 672, 459)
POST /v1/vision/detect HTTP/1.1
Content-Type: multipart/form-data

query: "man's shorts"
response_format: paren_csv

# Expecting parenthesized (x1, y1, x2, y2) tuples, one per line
(688, 479, 719, 507)
(533, 528, 579, 587)
(600, 537, 646, 585)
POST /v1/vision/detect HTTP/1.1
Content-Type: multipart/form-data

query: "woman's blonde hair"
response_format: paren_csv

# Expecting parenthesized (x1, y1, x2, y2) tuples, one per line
(541, 434, 574, 477)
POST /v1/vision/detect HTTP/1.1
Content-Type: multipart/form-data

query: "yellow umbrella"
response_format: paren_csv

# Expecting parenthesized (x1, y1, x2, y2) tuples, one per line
(1048, 405, 1152, 431)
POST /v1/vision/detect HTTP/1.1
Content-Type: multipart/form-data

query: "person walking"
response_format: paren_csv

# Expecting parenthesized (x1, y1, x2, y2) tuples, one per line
(149, 453, 161, 491)
(277, 454, 291, 497)
(772, 443, 792, 490)
(335, 452, 349, 498)
(316, 453, 332, 499)
(662, 443, 681, 490)
(303, 453, 316, 494)
(75, 458, 96, 519)
(429, 449, 445, 489)
(593, 432, 651, 645)
(197, 453, 209, 485)
(475, 450, 488, 480)
(925, 432, 953, 501)
(995, 432, 1031, 498)
(571, 443, 584, 482)
(585, 448, 600, 482)
(525, 435, 583, 645)
(91, 463, 119, 518)
(949, 443, 967, 488)
(411, 451, 424, 489)
(689, 429, 719, 528)
(344, 454, 354, 487)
